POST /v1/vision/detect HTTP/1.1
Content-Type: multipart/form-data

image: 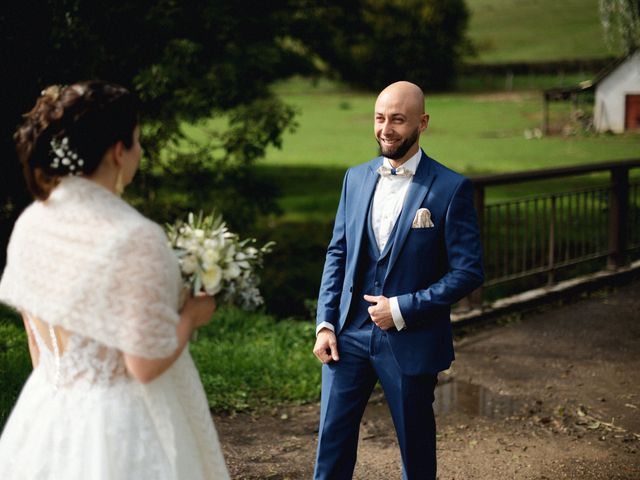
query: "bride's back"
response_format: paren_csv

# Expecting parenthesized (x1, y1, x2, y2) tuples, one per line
(26, 314, 128, 390)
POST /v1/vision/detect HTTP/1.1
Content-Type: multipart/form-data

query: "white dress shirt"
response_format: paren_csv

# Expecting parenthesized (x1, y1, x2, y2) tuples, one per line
(317, 150, 421, 335)
(373, 150, 421, 331)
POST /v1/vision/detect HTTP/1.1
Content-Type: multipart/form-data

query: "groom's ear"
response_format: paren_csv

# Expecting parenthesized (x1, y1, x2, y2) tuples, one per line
(420, 114, 429, 132)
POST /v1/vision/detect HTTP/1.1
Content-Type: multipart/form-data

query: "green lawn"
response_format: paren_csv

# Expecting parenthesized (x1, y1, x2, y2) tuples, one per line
(466, 0, 621, 63)
(256, 80, 640, 222)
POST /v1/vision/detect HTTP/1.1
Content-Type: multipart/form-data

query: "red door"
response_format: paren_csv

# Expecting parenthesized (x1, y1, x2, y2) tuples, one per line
(625, 94, 640, 130)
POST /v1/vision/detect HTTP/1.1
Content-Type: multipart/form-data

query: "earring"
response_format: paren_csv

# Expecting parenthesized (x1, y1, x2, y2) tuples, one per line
(115, 168, 124, 196)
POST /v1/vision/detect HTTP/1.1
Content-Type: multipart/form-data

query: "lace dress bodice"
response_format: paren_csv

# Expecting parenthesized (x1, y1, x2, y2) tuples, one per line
(27, 317, 129, 391)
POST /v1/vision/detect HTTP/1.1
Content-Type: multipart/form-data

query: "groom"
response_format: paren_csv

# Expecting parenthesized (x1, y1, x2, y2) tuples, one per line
(312, 81, 483, 479)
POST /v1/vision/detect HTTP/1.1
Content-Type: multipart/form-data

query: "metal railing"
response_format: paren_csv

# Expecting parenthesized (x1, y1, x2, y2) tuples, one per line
(468, 159, 640, 308)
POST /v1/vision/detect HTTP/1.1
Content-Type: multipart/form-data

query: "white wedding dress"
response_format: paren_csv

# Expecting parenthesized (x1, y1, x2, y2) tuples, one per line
(0, 177, 229, 479)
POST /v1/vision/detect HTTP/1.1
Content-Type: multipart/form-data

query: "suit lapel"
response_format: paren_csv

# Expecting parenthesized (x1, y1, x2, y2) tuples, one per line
(385, 151, 436, 279)
(351, 158, 382, 265)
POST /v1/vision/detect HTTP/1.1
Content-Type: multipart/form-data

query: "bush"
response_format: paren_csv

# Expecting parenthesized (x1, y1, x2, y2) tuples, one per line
(0, 306, 31, 431)
(297, 0, 472, 90)
(190, 307, 320, 413)
(256, 221, 333, 319)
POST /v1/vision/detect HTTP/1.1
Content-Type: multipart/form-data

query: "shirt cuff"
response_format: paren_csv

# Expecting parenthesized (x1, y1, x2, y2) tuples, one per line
(316, 321, 335, 336)
(389, 297, 406, 331)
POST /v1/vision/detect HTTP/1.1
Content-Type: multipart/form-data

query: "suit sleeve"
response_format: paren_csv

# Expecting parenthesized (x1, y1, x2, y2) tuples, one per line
(396, 178, 484, 328)
(315, 169, 350, 330)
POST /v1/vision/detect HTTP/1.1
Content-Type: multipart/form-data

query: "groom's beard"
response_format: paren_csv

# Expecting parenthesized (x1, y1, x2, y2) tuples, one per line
(377, 127, 420, 160)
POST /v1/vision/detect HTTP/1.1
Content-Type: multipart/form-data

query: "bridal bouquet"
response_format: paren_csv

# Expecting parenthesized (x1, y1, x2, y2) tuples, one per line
(166, 211, 274, 311)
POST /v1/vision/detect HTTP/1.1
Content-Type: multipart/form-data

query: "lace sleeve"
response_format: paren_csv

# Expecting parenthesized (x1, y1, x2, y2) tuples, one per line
(101, 222, 181, 359)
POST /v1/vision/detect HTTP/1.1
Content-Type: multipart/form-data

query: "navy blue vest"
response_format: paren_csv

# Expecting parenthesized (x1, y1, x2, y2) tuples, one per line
(349, 196, 400, 328)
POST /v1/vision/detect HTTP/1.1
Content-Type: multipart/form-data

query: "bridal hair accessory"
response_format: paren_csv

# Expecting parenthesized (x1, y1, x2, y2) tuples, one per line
(49, 136, 84, 175)
(40, 84, 63, 100)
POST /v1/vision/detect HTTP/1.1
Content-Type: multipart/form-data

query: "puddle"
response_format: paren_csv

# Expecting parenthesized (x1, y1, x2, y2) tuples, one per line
(363, 379, 524, 423)
(434, 379, 521, 418)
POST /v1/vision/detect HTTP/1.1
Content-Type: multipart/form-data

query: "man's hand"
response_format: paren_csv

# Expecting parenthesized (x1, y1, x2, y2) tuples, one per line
(313, 328, 339, 364)
(364, 294, 395, 330)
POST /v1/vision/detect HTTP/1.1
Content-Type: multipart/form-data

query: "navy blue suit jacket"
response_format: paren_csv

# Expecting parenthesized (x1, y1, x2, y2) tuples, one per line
(316, 150, 484, 375)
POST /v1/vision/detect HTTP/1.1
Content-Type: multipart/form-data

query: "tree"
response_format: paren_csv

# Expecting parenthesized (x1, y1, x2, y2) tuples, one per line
(599, 0, 640, 54)
(1, 0, 475, 295)
(0, 0, 312, 268)
(291, 0, 473, 91)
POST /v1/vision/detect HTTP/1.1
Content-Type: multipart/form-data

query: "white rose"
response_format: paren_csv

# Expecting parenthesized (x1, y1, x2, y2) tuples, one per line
(204, 238, 219, 250)
(194, 229, 205, 239)
(201, 265, 223, 295)
(181, 255, 198, 274)
(202, 248, 220, 268)
(224, 262, 241, 280)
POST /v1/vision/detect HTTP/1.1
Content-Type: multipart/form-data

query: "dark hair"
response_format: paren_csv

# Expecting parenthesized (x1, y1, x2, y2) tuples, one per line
(14, 80, 140, 200)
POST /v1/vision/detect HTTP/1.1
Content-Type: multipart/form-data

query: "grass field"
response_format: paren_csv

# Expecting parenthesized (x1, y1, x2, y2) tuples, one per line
(265, 85, 639, 170)
(246, 79, 640, 222)
(466, 0, 621, 63)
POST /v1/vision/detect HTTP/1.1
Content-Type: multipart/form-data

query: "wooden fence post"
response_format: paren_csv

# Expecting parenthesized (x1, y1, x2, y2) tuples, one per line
(608, 167, 629, 270)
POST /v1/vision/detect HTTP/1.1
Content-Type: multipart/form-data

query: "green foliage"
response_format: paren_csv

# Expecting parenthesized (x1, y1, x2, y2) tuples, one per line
(126, 165, 283, 234)
(295, 0, 472, 90)
(255, 220, 334, 318)
(0, 306, 31, 431)
(190, 307, 320, 413)
(0, 0, 311, 266)
(599, 0, 640, 54)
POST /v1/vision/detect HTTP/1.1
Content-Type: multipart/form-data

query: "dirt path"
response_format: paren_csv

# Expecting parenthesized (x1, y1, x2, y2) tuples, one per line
(215, 281, 640, 479)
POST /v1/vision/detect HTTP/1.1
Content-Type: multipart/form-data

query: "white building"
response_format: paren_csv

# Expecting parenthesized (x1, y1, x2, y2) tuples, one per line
(594, 50, 640, 133)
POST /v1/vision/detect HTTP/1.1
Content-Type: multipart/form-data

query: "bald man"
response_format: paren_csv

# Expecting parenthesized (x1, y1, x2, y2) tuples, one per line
(312, 81, 484, 479)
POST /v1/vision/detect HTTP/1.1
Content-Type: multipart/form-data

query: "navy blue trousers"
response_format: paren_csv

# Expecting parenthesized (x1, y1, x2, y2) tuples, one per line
(314, 321, 438, 480)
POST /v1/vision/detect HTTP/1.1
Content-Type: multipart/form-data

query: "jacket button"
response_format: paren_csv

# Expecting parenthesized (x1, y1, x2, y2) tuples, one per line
(374, 281, 380, 287)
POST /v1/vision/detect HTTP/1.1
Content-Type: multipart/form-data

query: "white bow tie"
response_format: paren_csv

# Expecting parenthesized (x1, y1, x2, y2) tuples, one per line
(377, 165, 414, 177)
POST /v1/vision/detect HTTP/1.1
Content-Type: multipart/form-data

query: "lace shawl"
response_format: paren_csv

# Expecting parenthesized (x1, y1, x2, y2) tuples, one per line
(0, 176, 181, 358)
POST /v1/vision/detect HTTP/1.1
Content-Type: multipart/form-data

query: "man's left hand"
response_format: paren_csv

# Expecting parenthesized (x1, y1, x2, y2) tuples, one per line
(363, 294, 394, 330)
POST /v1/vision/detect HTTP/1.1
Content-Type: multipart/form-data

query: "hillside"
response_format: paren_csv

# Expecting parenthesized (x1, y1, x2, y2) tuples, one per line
(466, 0, 623, 63)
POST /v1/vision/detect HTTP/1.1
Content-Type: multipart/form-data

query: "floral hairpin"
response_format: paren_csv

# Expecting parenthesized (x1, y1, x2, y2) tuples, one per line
(40, 85, 64, 101)
(49, 136, 84, 175)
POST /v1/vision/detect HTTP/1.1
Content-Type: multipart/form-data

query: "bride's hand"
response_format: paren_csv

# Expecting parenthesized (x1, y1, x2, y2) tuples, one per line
(181, 295, 216, 329)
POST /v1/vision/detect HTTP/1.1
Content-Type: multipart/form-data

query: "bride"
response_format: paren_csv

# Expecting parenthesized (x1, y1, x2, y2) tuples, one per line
(0, 81, 229, 479)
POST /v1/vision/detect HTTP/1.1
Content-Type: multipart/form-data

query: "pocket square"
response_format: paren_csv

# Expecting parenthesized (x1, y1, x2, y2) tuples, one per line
(412, 208, 434, 228)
